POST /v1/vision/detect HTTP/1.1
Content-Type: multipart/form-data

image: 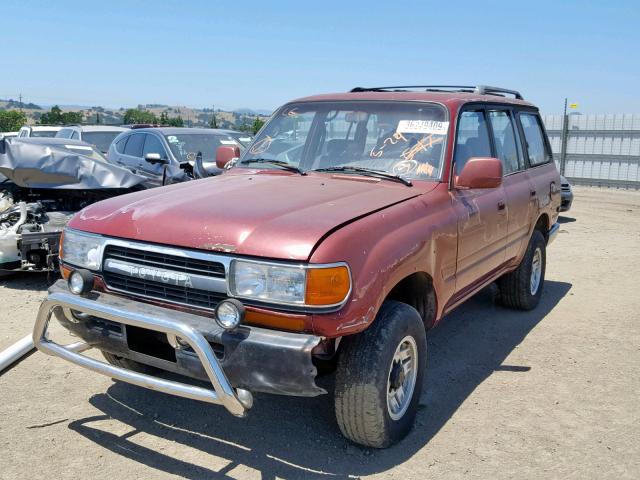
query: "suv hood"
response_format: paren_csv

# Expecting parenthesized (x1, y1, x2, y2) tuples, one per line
(71, 171, 429, 261)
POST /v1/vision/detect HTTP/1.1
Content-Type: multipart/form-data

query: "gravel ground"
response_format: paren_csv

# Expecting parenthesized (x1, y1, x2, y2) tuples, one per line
(0, 186, 638, 479)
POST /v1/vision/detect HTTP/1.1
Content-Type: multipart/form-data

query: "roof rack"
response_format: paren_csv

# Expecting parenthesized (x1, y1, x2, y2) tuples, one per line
(349, 85, 523, 100)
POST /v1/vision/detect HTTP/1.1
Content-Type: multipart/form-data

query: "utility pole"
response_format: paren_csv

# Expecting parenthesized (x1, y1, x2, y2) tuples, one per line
(559, 98, 569, 175)
(18, 93, 23, 112)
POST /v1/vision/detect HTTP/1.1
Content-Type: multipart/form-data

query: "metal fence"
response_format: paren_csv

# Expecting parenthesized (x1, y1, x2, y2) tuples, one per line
(541, 114, 640, 189)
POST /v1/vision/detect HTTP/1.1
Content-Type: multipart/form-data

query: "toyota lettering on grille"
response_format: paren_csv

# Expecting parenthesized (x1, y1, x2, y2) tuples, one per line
(103, 258, 226, 292)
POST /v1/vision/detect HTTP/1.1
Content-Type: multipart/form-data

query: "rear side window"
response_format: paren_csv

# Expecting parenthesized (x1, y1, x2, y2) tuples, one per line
(519, 113, 551, 167)
(115, 135, 129, 153)
(455, 111, 492, 175)
(71, 131, 80, 140)
(123, 134, 145, 157)
(488, 110, 522, 174)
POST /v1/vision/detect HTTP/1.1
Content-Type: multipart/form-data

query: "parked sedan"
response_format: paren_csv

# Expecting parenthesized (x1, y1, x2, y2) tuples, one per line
(56, 125, 128, 153)
(560, 175, 574, 212)
(107, 127, 242, 186)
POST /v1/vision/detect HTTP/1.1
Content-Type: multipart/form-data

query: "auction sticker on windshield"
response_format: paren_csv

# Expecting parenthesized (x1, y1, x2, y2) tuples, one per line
(397, 120, 449, 135)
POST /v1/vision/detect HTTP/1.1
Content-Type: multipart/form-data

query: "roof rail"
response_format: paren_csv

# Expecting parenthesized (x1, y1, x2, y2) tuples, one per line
(349, 85, 523, 100)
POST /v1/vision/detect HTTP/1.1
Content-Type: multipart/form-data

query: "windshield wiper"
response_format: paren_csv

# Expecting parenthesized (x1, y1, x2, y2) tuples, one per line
(240, 158, 306, 175)
(313, 166, 412, 186)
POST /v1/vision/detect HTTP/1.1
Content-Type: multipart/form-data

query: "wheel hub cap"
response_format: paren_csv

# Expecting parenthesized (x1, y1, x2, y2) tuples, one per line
(530, 247, 542, 295)
(386, 336, 418, 421)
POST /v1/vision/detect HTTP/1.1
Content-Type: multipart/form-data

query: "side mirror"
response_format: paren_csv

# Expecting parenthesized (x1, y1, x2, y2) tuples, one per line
(145, 152, 168, 165)
(216, 145, 240, 169)
(456, 157, 503, 189)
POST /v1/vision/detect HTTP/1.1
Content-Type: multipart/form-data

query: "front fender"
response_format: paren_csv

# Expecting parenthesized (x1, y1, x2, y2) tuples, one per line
(309, 183, 457, 337)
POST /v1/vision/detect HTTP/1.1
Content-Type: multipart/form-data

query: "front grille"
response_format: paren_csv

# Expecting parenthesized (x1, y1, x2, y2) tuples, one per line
(104, 245, 225, 278)
(102, 244, 227, 310)
(561, 184, 571, 191)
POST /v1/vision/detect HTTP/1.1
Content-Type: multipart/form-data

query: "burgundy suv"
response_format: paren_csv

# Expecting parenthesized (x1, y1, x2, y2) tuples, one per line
(34, 85, 561, 447)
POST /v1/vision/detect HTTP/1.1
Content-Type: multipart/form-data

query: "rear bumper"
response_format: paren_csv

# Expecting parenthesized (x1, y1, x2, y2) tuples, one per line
(34, 281, 326, 416)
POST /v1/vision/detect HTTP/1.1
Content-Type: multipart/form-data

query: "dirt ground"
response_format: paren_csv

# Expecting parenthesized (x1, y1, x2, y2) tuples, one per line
(1, 186, 638, 479)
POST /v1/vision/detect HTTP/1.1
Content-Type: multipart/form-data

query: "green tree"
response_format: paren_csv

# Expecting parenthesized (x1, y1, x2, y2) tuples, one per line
(61, 111, 83, 124)
(210, 112, 218, 129)
(39, 105, 63, 124)
(167, 116, 184, 127)
(0, 110, 27, 132)
(159, 111, 169, 125)
(123, 108, 158, 125)
(252, 117, 265, 134)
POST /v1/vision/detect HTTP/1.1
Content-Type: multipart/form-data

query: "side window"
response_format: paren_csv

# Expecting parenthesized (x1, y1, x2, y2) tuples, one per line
(57, 128, 72, 138)
(115, 135, 129, 153)
(123, 133, 145, 158)
(488, 110, 522, 174)
(454, 110, 492, 175)
(519, 113, 551, 167)
(142, 134, 167, 159)
(71, 131, 80, 140)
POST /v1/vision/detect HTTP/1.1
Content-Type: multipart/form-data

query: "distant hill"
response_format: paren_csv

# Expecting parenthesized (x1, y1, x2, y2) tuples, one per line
(0, 98, 42, 110)
(0, 100, 271, 130)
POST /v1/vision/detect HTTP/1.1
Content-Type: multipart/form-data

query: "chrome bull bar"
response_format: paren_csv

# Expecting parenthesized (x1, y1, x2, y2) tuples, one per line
(33, 289, 252, 417)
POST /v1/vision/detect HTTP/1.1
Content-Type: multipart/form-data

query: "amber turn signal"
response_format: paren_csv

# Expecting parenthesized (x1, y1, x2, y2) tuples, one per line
(305, 266, 350, 306)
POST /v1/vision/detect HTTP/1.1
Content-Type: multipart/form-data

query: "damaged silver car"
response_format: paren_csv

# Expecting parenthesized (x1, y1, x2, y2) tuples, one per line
(0, 137, 148, 275)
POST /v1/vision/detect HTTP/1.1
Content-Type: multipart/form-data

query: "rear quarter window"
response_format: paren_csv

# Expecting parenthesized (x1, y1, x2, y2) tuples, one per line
(519, 113, 552, 167)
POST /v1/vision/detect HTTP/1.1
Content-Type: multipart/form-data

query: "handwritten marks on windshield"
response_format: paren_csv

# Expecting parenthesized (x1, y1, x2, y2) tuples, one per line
(249, 135, 273, 155)
(370, 131, 444, 177)
(370, 132, 407, 158)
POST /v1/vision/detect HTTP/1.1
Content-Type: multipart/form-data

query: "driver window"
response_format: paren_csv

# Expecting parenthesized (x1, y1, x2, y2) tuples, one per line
(455, 111, 492, 175)
(142, 134, 167, 159)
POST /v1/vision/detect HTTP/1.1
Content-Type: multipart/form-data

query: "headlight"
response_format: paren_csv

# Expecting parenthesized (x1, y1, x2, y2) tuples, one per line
(229, 260, 350, 307)
(61, 228, 105, 270)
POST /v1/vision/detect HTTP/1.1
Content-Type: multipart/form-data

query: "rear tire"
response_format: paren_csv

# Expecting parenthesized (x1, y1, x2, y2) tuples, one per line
(102, 351, 158, 375)
(499, 229, 546, 310)
(334, 301, 427, 448)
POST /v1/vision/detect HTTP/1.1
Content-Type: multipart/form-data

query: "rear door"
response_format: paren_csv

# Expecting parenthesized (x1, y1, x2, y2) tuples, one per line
(487, 108, 535, 262)
(120, 133, 145, 173)
(517, 112, 561, 222)
(452, 107, 508, 292)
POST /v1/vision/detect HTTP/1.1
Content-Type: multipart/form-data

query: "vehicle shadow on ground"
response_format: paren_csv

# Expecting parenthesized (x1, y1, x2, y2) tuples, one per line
(68, 280, 571, 479)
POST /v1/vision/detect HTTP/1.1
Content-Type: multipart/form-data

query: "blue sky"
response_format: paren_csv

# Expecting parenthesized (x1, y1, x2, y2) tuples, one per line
(2, 0, 638, 114)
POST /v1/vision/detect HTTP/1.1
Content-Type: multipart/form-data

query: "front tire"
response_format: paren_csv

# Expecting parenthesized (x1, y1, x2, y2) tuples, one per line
(498, 229, 546, 310)
(334, 301, 427, 448)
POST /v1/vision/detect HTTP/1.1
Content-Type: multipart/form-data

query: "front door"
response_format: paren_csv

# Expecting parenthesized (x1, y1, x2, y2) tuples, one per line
(453, 109, 508, 292)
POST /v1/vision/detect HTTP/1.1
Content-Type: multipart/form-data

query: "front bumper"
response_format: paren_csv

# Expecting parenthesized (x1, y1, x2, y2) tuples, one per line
(34, 280, 325, 417)
(560, 190, 573, 212)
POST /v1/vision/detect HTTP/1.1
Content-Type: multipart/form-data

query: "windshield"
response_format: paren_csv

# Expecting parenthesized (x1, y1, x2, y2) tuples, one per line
(31, 130, 58, 138)
(164, 133, 240, 162)
(239, 101, 448, 180)
(82, 131, 121, 153)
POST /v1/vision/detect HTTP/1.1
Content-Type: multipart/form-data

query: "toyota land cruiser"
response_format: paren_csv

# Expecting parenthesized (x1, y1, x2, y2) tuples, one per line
(33, 85, 561, 448)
